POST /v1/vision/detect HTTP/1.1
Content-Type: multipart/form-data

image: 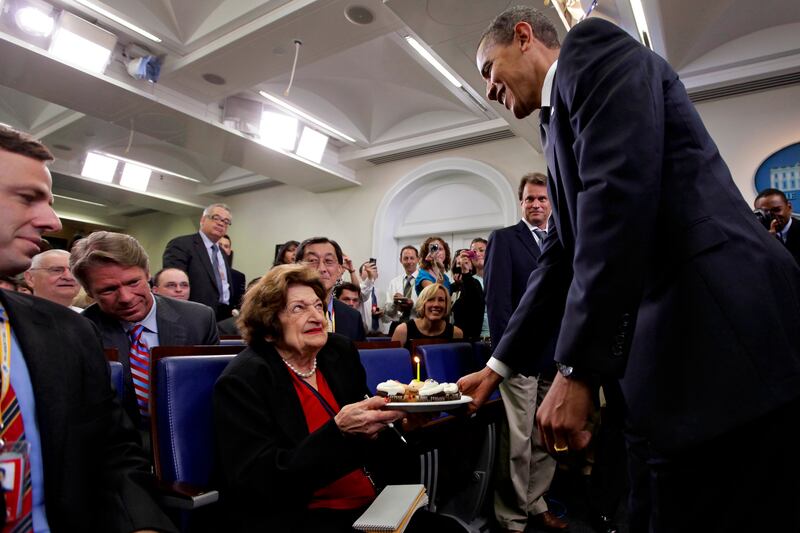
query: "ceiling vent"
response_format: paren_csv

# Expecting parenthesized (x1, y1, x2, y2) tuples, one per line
(689, 70, 800, 103)
(366, 129, 516, 165)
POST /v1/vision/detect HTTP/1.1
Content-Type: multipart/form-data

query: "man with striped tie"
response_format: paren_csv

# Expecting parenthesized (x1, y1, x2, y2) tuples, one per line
(0, 124, 175, 531)
(74, 232, 219, 433)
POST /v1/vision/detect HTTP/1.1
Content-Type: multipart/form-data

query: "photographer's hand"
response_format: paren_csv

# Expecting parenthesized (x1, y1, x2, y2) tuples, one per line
(769, 219, 779, 235)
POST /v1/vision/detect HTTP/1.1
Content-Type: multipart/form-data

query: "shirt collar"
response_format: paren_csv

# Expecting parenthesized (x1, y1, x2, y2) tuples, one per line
(198, 230, 216, 249)
(780, 217, 793, 240)
(522, 218, 549, 233)
(540, 60, 558, 109)
(121, 295, 158, 334)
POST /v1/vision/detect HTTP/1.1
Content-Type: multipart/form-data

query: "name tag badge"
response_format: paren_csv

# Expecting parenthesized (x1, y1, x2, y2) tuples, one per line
(0, 441, 30, 524)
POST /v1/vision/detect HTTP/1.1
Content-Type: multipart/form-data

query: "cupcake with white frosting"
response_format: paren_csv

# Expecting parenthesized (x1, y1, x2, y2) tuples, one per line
(376, 380, 406, 402)
(442, 383, 461, 401)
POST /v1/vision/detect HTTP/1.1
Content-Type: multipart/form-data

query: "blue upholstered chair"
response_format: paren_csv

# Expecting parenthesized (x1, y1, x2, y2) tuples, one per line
(151, 354, 235, 511)
(358, 347, 413, 394)
(108, 361, 124, 404)
(416, 342, 478, 383)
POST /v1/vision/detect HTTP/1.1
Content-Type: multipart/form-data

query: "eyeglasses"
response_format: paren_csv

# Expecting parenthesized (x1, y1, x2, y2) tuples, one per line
(302, 258, 339, 269)
(30, 266, 70, 276)
(208, 214, 232, 226)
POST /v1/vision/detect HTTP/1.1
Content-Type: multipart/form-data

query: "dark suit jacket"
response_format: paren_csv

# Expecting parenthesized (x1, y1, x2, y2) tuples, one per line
(162, 233, 233, 316)
(484, 220, 555, 375)
(213, 334, 407, 532)
(83, 295, 219, 426)
(782, 218, 800, 266)
(0, 290, 176, 532)
(452, 274, 485, 340)
(332, 298, 366, 341)
(493, 19, 800, 452)
(230, 268, 246, 308)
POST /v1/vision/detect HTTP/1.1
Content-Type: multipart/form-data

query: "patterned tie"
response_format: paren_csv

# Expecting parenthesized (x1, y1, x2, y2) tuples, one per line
(401, 276, 413, 321)
(533, 227, 547, 251)
(127, 324, 151, 422)
(0, 306, 32, 533)
(210, 244, 225, 303)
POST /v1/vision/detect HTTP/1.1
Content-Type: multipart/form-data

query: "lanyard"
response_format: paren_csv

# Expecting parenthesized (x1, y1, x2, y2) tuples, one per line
(298, 377, 337, 418)
(0, 311, 11, 407)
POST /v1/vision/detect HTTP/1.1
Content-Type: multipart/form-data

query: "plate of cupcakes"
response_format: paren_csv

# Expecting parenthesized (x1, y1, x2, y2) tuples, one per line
(376, 379, 472, 412)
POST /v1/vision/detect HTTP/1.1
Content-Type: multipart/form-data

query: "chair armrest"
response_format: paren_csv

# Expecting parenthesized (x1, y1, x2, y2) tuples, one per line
(155, 480, 219, 510)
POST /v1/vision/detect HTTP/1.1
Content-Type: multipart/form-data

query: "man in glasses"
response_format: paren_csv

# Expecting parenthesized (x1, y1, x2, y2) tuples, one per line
(23, 249, 80, 310)
(162, 203, 234, 319)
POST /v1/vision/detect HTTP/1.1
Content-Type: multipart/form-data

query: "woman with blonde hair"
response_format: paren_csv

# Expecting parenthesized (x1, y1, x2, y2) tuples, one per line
(391, 283, 463, 350)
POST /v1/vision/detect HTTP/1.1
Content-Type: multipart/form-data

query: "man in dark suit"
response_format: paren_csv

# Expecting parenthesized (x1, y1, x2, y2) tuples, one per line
(485, 172, 565, 532)
(72, 231, 219, 429)
(459, 7, 800, 530)
(755, 188, 800, 265)
(162, 203, 234, 319)
(0, 124, 174, 531)
(295, 237, 366, 341)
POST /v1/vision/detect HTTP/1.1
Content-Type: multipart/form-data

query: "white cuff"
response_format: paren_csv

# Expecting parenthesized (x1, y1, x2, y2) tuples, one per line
(487, 357, 512, 379)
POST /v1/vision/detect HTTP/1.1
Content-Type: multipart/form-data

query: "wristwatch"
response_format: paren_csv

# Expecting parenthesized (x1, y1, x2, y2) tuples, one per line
(556, 362, 574, 378)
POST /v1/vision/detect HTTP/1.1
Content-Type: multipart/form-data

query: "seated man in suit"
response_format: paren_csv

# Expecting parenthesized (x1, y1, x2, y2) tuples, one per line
(162, 203, 234, 319)
(151, 267, 190, 301)
(72, 232, 219, 430)
(295, 237, 366, 341)
(0, 124, 175, 532)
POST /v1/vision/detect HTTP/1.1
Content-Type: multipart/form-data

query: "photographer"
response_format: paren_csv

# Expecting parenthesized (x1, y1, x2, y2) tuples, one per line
(452, 247, 488, 341)
(416, 237, 452, 295)
(755, 188, 800, 265)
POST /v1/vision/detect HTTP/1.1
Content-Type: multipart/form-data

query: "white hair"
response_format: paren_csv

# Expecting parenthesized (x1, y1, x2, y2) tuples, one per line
(30, 249, 70, 269)
(202, 203, 231, 218)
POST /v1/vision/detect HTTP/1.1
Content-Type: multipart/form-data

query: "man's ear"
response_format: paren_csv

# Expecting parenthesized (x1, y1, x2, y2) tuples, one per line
(23, 270, 33, 287)
(515, 21, 534, 51)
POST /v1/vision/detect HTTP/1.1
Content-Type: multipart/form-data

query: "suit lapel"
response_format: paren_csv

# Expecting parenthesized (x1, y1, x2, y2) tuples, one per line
(154, 296, 188, 346)
(0, 292, 69, 496)
(514, 220, 540, 260)
(193, 234, 219, 288)
(260, 346, 309, 444)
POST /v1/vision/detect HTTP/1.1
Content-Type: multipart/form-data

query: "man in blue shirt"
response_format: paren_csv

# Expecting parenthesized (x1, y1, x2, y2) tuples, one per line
(0, 124, 175, 532)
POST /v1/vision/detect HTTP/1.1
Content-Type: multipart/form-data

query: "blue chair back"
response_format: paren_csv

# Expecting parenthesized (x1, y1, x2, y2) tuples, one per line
(358, 348, 413, 394)
(108, 361, 124, 404)
(151, 355, 234, 486)
(417, 342, 478, 383)
(219, 338, 245, 346)
(365, 336, 392, 342)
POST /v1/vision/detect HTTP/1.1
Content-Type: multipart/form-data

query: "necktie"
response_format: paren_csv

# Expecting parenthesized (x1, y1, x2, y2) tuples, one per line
(370, 289, 379, 331)
(210, 244, 225, 303)
(0, 306, 32, 533)
(127, 324, 151, 422)
(533, 228, 547, 250)
(401, 277, 413, 321)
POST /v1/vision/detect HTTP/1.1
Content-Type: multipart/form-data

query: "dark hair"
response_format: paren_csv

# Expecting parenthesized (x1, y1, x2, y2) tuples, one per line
(470, 238, 487, 247)
(295, 237, 344, 265)
(399, 245, 418, 259)
(0, 125, 54, 161)
(273, 240, 300, 267)
(237, 264, 327, 346)
(518, 172, 548, 200)
(334, 282, 361, 300)
(755, 188, 788, 203)
(419, 237, 451, 271)
(480, 5, 560, 50)
(152, 267, 188, 287)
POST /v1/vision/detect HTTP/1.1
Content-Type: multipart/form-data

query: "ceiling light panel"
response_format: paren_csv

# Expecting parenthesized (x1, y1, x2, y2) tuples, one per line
(296, 127, 329, 164)
(81, 152, 118, 182)
(260, 111, 299, 152)
(14, 2, 55, 37)
(629, 0, 652, 49)
(258, 91, 356, 144)
(120, 162, 151, 190)
(72, 0, 161, 43)
(49, 11, 116, 74)
(404, 36, 462, 88)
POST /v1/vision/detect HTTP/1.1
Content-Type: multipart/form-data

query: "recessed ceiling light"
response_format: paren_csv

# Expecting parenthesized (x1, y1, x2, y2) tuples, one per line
(404, 36, 462, 88)
(629, 0, 652, 49)
(258, 91, 356, 144)
(49, 11, 117, 74)
(81, 152, 118, 182)
(52, 193, 106, 207)
(296, 127, 329, 164)
(72, 0, 162, 43)
(260, 111, 298, 151)
(120, 161, 151, 191)
(14, 4, 55, 37)
(345, 5, 374, 25)
(96, 151, 201, 183)
(202, 73, 226, 85)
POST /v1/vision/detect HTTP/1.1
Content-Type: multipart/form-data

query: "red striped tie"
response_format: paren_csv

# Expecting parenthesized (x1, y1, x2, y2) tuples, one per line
(127, 325, 151, 420)
(0, 307, 32, 533)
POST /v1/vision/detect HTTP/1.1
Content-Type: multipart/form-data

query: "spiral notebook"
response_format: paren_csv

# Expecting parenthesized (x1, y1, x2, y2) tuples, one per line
(352, 484, 428, 533)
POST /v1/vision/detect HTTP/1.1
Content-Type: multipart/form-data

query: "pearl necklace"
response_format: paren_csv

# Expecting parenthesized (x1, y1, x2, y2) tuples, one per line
(283, 357, 317, 378)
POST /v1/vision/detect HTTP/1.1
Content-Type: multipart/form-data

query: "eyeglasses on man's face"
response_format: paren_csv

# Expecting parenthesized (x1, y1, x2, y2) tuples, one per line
(208, 214, 232, 226)
(303, 257, 339, 269)
(30, 266, 71, 276)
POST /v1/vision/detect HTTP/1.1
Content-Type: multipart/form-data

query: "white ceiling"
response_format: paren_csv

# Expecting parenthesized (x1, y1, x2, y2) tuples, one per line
(0, 0, 798, 227)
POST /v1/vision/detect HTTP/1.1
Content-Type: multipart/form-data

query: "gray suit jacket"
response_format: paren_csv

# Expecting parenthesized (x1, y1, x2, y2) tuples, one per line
(83, 294, 219, 426)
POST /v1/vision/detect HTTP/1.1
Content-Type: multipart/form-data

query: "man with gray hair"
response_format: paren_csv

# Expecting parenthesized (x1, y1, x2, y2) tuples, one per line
(24, 249, 81, 310)
(74, 231, 219, 430)
(162, 203, 234, 318)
